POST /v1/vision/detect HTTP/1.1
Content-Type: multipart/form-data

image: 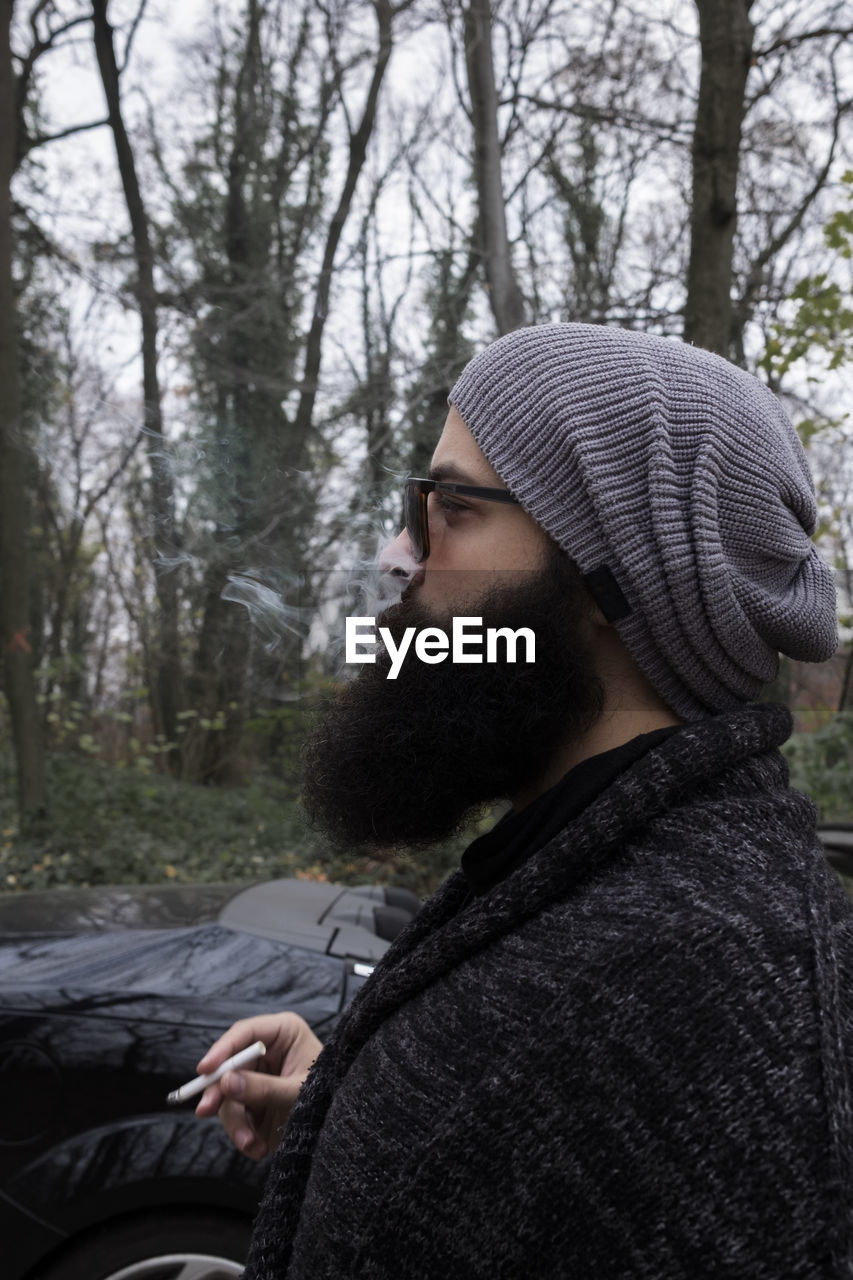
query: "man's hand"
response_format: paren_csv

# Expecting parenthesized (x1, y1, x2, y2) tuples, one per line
(194, 1012, 323, 1161)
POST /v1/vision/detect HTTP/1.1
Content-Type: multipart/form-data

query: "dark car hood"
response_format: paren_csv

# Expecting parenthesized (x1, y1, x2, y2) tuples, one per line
(0, 920, 347, 1028)
(0, 878, 404, 1027)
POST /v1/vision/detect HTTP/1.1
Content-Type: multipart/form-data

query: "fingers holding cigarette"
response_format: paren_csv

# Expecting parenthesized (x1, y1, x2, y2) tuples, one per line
(167, 1041, 267, 1105)
(190, 1012, 324, 1161)
(209, 1067, 306, 1161)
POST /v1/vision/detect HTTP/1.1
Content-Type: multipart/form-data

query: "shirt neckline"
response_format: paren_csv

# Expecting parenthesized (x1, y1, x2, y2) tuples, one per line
(460, 726, 684, 894)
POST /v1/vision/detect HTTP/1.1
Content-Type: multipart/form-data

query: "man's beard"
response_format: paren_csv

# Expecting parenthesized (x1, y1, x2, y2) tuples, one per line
(302, 553, 605, 851)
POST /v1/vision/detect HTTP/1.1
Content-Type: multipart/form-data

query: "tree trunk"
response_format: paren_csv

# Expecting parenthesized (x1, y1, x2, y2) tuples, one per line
(92, 0, 182, 761)
(683, 0, 754, 356)
(188, 568, 248, 785)
(0, 0, 47, 824)
(462, 0, 526, 336)
(185, 0, 262, 784)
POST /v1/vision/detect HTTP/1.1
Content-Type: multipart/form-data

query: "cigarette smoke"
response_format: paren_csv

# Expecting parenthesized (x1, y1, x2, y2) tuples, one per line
(219, 526, 409, 678)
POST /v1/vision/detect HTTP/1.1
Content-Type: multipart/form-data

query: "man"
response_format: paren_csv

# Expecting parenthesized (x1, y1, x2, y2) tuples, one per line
(197, 324, 853, 1278)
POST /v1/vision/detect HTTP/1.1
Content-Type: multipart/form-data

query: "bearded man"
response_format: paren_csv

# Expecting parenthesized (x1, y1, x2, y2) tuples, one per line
(196, 324, 853, 1279)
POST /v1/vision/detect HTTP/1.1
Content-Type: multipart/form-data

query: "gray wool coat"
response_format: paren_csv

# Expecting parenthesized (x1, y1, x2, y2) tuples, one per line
(243, 704, 853, 1279)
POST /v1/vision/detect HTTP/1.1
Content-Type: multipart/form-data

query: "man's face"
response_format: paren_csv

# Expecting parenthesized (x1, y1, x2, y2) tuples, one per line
(381, 406, 555, 611)
(301, 410, 605, 851)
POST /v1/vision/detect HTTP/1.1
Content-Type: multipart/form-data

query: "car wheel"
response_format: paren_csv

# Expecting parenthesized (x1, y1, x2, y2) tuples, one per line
(30, 1209, 252, 1280)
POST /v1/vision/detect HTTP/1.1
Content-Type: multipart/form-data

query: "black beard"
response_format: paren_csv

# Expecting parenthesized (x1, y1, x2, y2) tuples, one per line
(301, 556, 604, 851)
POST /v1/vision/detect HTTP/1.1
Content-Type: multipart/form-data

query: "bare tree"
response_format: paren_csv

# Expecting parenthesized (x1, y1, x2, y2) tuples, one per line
(0, 0, 46, 822)
(295, 0, 418, 435)
(146, 0, 417, 780)
(91, 0, 183, 763)
(35, 329, 142, 708)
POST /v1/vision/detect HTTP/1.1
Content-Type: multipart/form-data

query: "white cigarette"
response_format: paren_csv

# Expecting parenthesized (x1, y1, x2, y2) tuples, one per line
(167, 1040, 267, 1105)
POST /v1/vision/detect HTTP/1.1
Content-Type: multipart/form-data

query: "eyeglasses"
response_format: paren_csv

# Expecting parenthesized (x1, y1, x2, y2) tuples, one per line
(404, 476, 520, 563)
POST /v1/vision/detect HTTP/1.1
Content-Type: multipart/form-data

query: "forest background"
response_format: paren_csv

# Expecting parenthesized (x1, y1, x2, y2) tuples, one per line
(1, 0, 852, 899)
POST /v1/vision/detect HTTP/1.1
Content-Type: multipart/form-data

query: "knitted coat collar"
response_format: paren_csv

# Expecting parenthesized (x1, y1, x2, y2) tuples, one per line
(244, 702, 798, 1280)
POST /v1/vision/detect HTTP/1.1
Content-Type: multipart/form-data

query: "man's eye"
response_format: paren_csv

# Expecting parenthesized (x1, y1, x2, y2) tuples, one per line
(435, 495, 468, 516)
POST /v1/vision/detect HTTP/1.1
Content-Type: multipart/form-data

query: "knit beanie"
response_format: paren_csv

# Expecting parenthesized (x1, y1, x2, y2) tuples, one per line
(448, 323, 838, 720)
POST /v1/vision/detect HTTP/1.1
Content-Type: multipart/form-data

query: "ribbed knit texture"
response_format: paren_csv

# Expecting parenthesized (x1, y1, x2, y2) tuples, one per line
(448, 324, 838, 719)
(243, 704, 853, 1279)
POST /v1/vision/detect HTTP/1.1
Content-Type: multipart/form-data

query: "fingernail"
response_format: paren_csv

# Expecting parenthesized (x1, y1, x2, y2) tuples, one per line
(225, 1071, 246, 1097)
(236, 1127, 252, 1150)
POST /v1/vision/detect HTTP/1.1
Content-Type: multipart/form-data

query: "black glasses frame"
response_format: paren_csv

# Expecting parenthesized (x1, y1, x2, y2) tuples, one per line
(404, 476, 519, 563)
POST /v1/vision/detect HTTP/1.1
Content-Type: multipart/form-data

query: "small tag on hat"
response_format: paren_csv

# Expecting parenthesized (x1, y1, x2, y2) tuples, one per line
(582, 565, 632, 622)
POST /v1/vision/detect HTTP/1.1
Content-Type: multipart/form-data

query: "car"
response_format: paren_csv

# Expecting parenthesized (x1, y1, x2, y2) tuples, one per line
(819, 823, 853, 889)
(0, 876, 422, 1280)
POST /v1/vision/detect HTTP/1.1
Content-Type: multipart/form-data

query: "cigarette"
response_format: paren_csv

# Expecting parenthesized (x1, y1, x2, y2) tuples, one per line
(167, 1040, 267, 1105)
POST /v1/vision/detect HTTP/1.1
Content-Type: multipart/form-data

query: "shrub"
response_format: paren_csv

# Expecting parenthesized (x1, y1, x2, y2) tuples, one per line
(0, 745, 466, 897)
(781, 713, 853, 822)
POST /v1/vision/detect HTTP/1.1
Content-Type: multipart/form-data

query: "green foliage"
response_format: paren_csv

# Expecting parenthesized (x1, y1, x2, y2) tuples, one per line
(0, 712, 848, 903)
(781, 713, 853, 822)
(0, 743, 466, 899)
(761, 171, 853, 382)
(762, 275, 853, 378)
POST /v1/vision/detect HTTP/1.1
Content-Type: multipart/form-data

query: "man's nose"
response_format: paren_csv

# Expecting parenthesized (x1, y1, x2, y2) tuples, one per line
(379, 528, 425, 585)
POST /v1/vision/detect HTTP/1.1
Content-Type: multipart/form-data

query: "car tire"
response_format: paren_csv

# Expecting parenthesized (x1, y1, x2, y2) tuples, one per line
(29, 1208, 252, 1280)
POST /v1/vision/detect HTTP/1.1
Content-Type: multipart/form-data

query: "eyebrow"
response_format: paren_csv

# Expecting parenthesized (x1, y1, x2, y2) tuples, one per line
(427, 462, 487, 486)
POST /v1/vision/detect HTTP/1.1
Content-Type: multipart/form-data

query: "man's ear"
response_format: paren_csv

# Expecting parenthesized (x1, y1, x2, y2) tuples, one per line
(585, 596, 611, 629)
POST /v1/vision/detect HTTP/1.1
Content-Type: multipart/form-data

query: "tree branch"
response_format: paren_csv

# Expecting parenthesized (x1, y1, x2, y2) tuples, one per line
(15, 8, 93, 166)
(755, 25, 853, 60)
(733, 75, 848, 350)
(508, 92, 693, 143)
(294, 0, 413, 438)
(119, 0, 148, 73)
(27, 115, 109, 149)
(83, 426, 146, 520)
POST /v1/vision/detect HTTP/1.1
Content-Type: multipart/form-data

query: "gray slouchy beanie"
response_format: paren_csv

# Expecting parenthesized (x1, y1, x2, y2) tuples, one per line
(448, 323, 837, 720)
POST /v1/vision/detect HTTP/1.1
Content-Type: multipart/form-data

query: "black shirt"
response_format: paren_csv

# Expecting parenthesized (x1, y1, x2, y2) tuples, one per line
(461, 727, 683, 894)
